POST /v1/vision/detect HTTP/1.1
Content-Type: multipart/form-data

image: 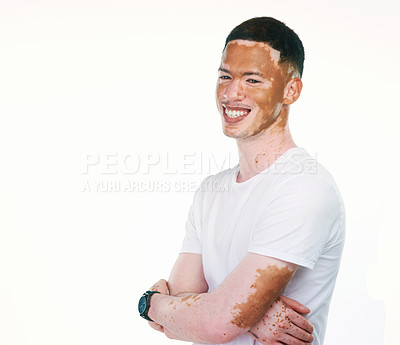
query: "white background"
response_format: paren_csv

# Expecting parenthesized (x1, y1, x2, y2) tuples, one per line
(1, 0, 399, 344)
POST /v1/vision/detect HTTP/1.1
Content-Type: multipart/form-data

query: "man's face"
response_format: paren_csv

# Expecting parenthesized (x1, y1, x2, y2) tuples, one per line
(216, 39, 291, 139)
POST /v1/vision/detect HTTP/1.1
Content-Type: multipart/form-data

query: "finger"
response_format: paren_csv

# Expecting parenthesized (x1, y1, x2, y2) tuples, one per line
(164, 329, 181, 339)
(280, 295, 310, 314)
(152, 279, 167, 289)
(150, 279, 169, 294)
(285, 322, 314, 343)
(277, 333, 312, 345)
(248, 331, 280, 345)
(148, 321, 164, 332)
(247, 330, 258, 341)
(286, 309, 314, 334)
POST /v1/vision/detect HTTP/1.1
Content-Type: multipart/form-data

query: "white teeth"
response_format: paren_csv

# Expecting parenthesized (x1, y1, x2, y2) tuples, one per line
(225, 108, 248, 118)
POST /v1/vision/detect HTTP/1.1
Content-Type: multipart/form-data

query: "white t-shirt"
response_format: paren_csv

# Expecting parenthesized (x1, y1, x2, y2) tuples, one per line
(180, 147, 345, 345)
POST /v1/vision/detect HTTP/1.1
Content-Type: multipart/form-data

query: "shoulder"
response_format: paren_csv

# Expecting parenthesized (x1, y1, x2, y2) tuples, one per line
(270, 148, 343, 204)
(274, 174, 342, 214)
(197, 165, 237, 193)
(189, 166, 237, 209)
(264, 153, 345, 227)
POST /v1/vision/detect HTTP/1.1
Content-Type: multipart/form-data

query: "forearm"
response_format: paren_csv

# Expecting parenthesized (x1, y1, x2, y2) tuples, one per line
(146, 254, 296, 343)
(148, 292, 241, 344)
(156, 292, 201, 342)
(146, 276, 208, 342)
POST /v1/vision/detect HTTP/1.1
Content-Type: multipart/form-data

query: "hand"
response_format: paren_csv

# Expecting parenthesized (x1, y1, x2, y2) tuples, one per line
(150, 279, 170, 295)
(146, 280, 191, 341)
(147, 279, 169, 333)
(248, 295, 314, 345)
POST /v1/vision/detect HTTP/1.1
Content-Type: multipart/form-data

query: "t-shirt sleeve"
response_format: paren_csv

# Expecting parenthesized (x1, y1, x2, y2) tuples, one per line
(180, 177, 211, 254)
(248, 175, 342, 269)
(180, 200, 202, 254)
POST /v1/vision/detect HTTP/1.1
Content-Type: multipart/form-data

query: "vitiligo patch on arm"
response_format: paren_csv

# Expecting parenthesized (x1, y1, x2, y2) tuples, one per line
(230, 265, 294, 329)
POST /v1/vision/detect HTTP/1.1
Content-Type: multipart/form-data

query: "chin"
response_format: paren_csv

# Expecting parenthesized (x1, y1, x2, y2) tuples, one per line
(223, 130, 236, 138)
(222, 126, 245, 139)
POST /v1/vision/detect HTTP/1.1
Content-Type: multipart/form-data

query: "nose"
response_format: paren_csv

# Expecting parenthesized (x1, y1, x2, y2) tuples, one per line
(224, 78, 245, 101)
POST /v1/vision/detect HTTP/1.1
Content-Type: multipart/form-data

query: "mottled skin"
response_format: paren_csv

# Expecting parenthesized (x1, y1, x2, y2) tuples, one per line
(148, 264, 313, 344)
(147, 254, 313, 344)
(248, 295, 314, 344)
(216, 40, 292, 140)
(144, 39, 313, 344)
(231, 266, 293, 329)
(216, 40, 302, 182)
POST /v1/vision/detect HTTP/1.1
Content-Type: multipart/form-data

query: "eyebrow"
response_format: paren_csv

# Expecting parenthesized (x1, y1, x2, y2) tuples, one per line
(218, 67, 264, 77)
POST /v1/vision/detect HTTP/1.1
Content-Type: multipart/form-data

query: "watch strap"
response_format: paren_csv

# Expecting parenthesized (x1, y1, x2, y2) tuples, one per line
(140, 290, 160, 322)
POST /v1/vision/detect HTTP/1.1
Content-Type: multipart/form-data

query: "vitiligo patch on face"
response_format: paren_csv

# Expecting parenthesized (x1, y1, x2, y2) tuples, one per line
(216, 38, 298, 139)
(230, 40, 281, 64)
(230, 265, 293, 329)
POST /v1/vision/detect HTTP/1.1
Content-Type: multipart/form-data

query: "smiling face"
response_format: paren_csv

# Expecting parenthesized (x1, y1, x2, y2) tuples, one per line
(216, 40, 293, 139)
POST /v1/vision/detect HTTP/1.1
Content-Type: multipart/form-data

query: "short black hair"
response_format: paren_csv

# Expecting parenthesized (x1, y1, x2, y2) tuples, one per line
(224, 17, 305, 78)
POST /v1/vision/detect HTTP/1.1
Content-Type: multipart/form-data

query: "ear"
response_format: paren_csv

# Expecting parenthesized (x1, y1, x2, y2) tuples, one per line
(283, 78, 303, 105)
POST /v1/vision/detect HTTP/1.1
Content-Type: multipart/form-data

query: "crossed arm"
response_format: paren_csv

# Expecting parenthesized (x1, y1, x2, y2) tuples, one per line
(147, 252, 314, 344)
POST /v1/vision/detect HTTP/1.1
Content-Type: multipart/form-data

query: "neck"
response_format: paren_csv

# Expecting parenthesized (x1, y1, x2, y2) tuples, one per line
(236, 109, 296, 183)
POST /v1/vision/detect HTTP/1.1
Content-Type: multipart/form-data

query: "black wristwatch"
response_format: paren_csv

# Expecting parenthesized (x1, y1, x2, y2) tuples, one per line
(138, 290, 160, 322)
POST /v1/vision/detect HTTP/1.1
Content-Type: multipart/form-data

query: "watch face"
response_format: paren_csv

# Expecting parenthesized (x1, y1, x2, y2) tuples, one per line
(138, 295, 147, 314)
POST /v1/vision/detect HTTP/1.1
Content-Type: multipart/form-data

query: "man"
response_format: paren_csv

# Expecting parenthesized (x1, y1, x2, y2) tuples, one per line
(138, 17, 345, 345)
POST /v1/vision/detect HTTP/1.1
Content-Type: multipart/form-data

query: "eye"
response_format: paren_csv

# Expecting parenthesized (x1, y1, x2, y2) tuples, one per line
(219, 75, 231, 80)
(247, 79, 261, 84)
